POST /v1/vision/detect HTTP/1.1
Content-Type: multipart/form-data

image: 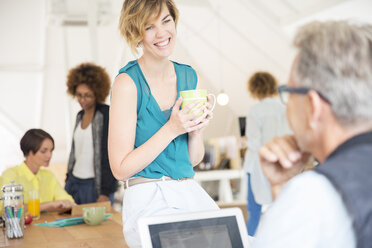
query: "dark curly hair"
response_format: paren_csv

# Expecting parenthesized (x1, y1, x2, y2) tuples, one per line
(248, 71, 278, 100)
(66, 62, 111, 104)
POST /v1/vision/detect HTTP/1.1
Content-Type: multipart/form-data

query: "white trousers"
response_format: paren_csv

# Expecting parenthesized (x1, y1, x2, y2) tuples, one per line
(122, 179, 219, 248)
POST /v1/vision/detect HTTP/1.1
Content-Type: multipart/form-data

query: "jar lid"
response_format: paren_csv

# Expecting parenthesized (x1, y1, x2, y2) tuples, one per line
(1, 180, 23, 193)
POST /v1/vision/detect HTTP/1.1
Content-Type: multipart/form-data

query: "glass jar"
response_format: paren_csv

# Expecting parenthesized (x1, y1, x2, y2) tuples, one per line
(1, 180, 24, 239)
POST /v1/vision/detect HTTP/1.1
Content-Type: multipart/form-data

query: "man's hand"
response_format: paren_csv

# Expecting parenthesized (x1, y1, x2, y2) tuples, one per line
(259, 135, 312, 199)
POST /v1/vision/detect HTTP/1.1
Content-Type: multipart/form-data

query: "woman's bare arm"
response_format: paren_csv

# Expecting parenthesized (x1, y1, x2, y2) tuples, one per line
(108, 73, 204, 181)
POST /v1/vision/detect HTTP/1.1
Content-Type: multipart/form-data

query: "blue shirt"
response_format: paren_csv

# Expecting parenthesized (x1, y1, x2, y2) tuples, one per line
(118, 60, 197, 179)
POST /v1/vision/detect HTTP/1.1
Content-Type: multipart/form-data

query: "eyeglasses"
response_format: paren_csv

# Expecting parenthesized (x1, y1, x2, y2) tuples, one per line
(277, 85, 331, 105)
(75, 93, 95, 100)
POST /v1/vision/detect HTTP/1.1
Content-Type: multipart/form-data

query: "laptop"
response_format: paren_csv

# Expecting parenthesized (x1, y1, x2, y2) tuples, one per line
(138, 207, 252, 248)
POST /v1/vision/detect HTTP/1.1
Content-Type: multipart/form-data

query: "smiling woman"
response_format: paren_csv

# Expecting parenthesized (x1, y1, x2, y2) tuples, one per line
(119, 0, 179, 55)
(110, 0, 219, 246)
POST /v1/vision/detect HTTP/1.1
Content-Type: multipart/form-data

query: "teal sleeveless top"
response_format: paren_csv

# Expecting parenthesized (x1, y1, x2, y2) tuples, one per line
(118, 60, 197, 179)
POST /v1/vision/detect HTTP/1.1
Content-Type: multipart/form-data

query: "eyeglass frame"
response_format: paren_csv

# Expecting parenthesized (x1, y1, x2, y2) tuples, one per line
(75, 93, 95, 100)
(277, 85, 331, 105)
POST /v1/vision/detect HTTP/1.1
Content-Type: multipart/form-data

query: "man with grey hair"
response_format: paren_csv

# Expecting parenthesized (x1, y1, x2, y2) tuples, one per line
(252, 21, 372, 247)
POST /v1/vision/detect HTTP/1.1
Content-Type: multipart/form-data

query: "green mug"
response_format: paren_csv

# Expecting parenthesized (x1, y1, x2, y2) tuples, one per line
(82, 207, 105, 226)
(180, 89, 216, 117)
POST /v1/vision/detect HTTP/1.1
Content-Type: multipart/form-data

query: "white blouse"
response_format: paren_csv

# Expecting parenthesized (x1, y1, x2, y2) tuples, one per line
(72, 122, 95, 179)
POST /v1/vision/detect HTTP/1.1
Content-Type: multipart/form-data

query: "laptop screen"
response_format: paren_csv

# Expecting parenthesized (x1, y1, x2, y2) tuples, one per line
(148, 216, 244, 248)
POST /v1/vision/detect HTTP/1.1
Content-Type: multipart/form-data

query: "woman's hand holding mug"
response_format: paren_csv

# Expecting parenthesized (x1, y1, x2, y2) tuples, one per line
(166, 89, 216, 137)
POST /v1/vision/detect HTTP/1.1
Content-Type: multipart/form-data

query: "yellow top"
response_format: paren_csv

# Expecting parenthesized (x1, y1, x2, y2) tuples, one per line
(0, 162, 74, 203)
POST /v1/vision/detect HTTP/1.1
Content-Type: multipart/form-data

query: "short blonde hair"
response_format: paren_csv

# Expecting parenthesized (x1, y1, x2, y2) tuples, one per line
(119, 0, 179, 54)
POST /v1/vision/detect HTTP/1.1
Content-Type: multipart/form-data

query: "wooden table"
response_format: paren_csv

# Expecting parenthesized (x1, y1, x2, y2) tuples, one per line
(2, 211, 128, 248)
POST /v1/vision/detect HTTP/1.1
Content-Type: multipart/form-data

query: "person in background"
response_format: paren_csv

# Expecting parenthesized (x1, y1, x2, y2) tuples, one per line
(65, 62, 118, 205)
(253, 21, 372, 247)
(243, 72, 291, 235)
(109, 0, 218, 246)
(0, 129, 75, 212)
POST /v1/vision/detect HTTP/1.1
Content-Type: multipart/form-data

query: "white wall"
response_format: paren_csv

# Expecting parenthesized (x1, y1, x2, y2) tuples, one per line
(0, 0, 46, 172)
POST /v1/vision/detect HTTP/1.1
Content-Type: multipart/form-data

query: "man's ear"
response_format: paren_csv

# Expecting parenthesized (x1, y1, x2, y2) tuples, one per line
(307, 90, 324, 129)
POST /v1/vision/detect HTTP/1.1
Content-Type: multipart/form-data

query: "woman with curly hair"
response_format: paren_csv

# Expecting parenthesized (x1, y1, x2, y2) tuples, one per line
(243, 72, 291, 235)
(65, 62, 117, 204)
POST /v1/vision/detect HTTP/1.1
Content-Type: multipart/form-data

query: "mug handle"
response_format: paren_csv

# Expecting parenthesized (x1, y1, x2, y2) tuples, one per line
(83, 210, 91, 225)
(207, 93, 216, 111)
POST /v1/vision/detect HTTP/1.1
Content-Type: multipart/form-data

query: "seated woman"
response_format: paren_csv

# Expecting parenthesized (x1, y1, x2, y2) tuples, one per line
(0, 129, 75, 212)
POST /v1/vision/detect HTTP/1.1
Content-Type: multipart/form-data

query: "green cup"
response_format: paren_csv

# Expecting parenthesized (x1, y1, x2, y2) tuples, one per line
(180, 89, 216, 117)
(82, 207, 105, 226)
